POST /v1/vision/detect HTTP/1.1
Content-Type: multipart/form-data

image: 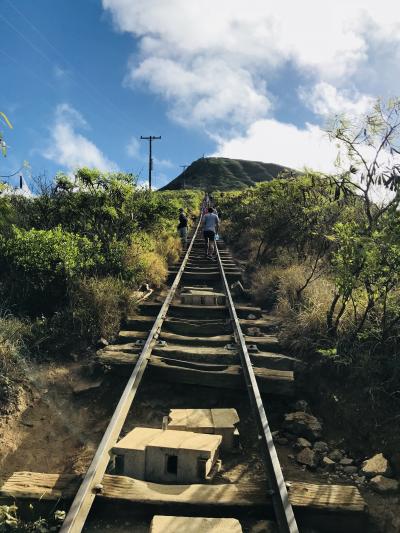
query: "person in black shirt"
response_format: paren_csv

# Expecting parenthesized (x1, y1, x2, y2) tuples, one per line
(177, 207, 188, 248)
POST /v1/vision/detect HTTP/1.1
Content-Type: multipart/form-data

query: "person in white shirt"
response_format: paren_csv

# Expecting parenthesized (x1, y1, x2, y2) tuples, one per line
(203, 207, 219, 259)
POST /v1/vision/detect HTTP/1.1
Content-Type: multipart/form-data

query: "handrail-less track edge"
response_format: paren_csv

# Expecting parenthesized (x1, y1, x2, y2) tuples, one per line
(216, 243, 299, 533)
(60, 215, 203, 533)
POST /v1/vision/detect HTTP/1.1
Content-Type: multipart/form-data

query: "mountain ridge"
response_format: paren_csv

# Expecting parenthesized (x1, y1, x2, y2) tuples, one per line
(161, 157, 294, 191)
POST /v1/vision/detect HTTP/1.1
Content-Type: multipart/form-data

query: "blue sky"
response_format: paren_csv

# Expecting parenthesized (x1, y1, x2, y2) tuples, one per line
(1, 0, 400, 189)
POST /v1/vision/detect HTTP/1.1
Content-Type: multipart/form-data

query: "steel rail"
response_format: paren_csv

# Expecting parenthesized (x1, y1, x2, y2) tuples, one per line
(216, 243, 299, 533)
(60, 214, 203, 533)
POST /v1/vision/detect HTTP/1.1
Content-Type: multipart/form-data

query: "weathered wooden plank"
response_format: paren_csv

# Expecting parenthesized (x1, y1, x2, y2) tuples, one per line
(0, 472, 367, 515)
(118, 330, 282, 352)
(98, 345, 297, 371)
(99, 354, 294, 395)
(139, 302, 229, 318)
(125, 316, 232, 336)
(239, 317, 281, 333)
(139, 303, 262, 319)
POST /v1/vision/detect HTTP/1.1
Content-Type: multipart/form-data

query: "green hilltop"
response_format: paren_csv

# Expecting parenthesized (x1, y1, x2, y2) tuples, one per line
(161, 157, 294, 191)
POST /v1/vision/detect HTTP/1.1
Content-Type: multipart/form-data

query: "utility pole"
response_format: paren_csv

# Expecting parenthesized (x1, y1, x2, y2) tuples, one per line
(140, 135, 161, 190)
(180, 165, 187, 189)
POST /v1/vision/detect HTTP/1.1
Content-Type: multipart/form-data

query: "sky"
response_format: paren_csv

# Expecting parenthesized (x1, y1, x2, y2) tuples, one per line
(1, 0, 400, 189)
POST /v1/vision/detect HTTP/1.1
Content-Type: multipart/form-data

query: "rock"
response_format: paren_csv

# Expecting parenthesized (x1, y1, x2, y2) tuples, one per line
(294, 437, 312, 450)
(271, 430, 280, 438)
(73, 378, 104, 394)
(322, 457, 336, 472)
(97, 337, 109, 348)
(328, 449, 343, 462)
(294, 399, 309, 412)
(283, 412, 322, 441)
(276, 437, 289, 446)
(288, 454, 295, 460)
(296, 447, 319, 469)
(370, 475, 399, 494)
(361, 453, 392, 478)
(354, 475, 366, 485)
(246, 327, 263, 337)
(340, 457, 354, 466)
(247, 314, 257, 320)
(343, 466, 358, 475)
(313, 441, 329, 454)
(249, 521, 278, 533)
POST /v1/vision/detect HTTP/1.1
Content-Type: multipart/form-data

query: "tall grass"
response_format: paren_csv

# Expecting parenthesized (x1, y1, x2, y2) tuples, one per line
(0, 312, 29, 412)
(70, 277, 134, 343)
(250, 263, 355, 354)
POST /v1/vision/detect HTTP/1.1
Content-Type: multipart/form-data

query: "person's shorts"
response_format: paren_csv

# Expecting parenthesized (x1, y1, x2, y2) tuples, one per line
(178, 227, 188, 240)
(203, 230, 215, 241)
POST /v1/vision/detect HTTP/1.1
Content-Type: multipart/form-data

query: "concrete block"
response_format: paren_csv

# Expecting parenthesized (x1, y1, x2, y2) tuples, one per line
(112, 427, 222, 483)
(150, 516, 243, 532)
(181, 289, 226, 306)
(167, 408, 239, 451)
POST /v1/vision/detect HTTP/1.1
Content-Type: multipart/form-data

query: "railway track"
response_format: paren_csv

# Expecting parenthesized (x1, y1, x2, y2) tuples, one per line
(60, 207, 298, 533)
(0, 204, 367, 532)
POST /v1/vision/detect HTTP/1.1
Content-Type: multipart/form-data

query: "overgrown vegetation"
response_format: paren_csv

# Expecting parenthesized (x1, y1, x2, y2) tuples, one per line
(0, 504, 65, 532)
(217, 99, 400, 450)
(0, 166, 202, 410)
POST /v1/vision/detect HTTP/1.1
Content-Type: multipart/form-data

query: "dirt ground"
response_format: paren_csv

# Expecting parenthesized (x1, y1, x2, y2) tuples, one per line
(0, 360, 123, 478)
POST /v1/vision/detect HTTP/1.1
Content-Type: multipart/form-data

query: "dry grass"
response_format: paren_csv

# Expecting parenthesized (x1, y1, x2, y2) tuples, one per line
(0, 314, 29, 412)
(123, 236, 168, 289)
(251, 262, 355, 354)
(250, 265, 282, 308)
(156, 232, 181, 265)
(70, 277, 133, 342)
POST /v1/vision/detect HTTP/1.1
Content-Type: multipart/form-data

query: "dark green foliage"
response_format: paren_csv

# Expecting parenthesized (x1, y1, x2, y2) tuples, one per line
(0, 170, 202, 375)
(0, 226, 103, 314)
(161, 157, 294, 191)
(0, 504, 65, 531)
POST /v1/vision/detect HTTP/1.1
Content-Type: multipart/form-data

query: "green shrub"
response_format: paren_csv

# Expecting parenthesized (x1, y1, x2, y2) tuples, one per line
(0, 504, 65, 532)
(0, 226, 103, 314)
(122, 233, 168, 288)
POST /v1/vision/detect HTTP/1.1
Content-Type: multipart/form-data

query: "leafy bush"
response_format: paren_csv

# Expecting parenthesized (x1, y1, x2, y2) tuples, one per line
(0, 226, 103, 314)
(0, 504, 65, 532)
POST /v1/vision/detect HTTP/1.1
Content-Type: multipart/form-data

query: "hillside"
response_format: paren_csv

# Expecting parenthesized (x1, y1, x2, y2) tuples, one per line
(161, 157, 294, 191)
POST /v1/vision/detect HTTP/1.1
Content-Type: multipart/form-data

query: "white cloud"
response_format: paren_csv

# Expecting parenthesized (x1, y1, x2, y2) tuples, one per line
(103, 0, 400, 131)
(154, 157, 174, 169)
(213, 119, 338, 173)
(102, 0, 400, 174)
(127, 56, 270, 128)
(299, 82, 375, 118)
(43, 103, 118, 172)
(126, 136, 141, 158)
(126, 136, 174, 170)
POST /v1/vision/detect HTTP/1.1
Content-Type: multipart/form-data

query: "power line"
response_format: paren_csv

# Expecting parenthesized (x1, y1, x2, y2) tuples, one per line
(180, 165, 188, 189)
(0, 48, 58, 93)
(3, 0, 134, 132)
